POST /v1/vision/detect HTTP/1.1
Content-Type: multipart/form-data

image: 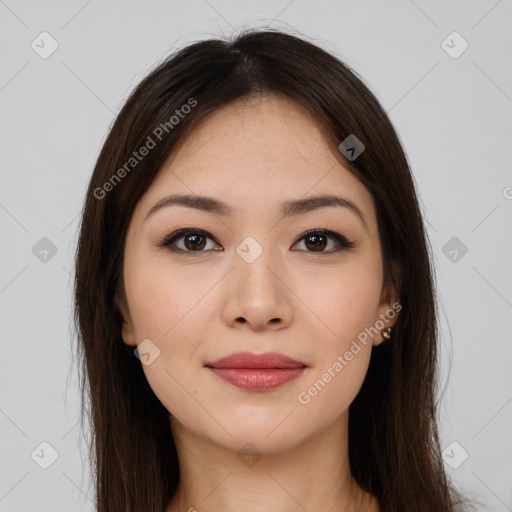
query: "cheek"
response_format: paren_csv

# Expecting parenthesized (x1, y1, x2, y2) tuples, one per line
(124, 260, 209, 417)
(297, 273, 378, 415)
(124, 255, 209, 341)
(293, 260, 380, 410)
(297, 258, 382, 347)
(297, 346, 372, 423)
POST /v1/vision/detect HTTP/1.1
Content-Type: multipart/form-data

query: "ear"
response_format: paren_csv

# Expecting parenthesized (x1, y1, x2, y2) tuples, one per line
(373, 265, 401, 347)
(115, 286, 137, 347)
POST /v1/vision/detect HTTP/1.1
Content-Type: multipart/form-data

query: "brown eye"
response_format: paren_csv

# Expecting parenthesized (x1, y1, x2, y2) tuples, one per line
(303, 233, 328, 251)
(159, 228, 354, 257)
(160, 229, 221, 255)
(292, 229, 354, 254)
(183, 233, 206, 251)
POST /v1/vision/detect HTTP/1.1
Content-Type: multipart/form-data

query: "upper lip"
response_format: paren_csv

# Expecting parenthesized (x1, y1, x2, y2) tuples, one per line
(205, 351, 307, 369)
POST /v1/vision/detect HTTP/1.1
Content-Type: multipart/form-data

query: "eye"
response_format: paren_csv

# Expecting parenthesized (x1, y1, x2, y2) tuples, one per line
(158, 228, 354, 256)
(292, 229, 355, 253)
(159, 229, 222, 255)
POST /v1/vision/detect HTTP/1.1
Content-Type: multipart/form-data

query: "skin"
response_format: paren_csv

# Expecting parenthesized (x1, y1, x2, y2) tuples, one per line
(119, 94, 399, 512)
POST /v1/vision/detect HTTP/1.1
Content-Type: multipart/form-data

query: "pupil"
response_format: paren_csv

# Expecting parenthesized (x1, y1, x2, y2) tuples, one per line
(183, 233, 328, 252)
(306, 234, 326, 251)
(185, 234, 205, 251)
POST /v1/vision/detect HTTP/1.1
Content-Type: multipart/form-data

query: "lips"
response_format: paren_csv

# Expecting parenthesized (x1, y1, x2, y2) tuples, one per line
(205, 351, 307, 369)
(205, 352, 308, 391)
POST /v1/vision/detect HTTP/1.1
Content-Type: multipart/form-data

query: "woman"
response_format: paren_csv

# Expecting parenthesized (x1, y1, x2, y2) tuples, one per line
(73, 28, 475, 511)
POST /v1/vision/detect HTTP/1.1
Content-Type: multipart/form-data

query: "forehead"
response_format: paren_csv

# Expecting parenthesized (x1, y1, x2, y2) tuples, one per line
(168, 94, 337, 177)
(134, 95, 376, 228)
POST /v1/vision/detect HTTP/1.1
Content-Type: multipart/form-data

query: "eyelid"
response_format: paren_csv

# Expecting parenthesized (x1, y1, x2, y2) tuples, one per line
(159, 228, 222, 252)
(292, 228, 355, 251)
(158, 227, 355, 256)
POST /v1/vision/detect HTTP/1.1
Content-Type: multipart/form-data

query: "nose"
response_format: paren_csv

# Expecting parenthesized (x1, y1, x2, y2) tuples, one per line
(221, 246, 294, 332)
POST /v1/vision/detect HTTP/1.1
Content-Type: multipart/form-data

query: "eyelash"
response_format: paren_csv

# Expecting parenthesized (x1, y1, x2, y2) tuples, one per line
(158, 228, 355, 256)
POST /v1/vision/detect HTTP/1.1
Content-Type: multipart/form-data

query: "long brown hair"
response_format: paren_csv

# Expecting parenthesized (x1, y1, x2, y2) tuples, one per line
(73, 28, 475, 511)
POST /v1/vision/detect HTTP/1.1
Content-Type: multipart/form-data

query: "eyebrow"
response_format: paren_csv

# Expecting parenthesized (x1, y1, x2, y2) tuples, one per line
(144, 193, 368, 231)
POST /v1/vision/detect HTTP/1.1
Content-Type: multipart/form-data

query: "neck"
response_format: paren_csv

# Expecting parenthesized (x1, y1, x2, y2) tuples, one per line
(166, 411, 379, 512)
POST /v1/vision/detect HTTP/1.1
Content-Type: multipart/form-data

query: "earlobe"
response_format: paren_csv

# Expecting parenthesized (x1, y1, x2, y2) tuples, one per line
(121, 322, 137, 347)
(373, 275, 401, 346)
(119, 307, 137, 347)
(115, 287, 137, 347)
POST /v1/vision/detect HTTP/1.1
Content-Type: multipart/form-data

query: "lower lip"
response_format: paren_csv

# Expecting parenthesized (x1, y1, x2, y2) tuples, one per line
(208, 367, 306, 391)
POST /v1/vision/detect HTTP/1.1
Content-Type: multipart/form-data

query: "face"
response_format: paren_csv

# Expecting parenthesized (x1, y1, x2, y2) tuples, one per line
(119, 94, 399, 454)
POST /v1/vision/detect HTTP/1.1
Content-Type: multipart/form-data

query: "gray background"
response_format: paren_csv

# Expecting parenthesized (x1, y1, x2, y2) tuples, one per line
(1, 1, 511, 510)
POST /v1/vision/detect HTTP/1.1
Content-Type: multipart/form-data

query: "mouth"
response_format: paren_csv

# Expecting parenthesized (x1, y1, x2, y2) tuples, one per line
(204, 351, 308, 391)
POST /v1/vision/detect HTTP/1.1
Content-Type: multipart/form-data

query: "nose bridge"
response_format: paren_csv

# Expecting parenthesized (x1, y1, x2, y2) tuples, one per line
(224, 232, 292, 328)
(234, 233, 281, 296)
